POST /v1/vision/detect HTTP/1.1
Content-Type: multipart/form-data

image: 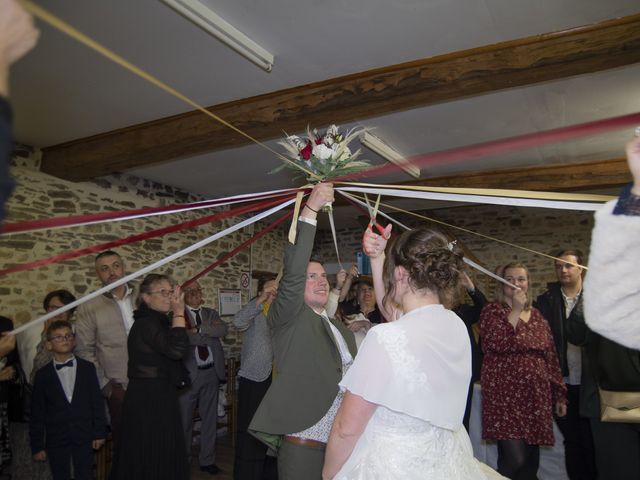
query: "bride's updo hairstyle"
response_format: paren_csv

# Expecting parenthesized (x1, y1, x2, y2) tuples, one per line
(382, 227, 464, 309)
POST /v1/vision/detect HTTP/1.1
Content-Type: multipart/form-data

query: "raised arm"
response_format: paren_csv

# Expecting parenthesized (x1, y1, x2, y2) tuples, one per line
(338, 264, 359, 302)
(0, 0, 39, 98)
(362, 224, 397, 321)
(584, 138, 640, 348)
(267, 183, 334, 329)
(232, 298, 261, 332)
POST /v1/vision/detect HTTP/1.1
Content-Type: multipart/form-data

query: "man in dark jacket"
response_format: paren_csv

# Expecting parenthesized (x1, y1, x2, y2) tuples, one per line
(535, 250, 596, 480)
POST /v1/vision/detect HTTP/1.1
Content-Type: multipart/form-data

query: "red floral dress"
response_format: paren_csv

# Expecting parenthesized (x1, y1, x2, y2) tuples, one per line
(480, 302, 566, 445)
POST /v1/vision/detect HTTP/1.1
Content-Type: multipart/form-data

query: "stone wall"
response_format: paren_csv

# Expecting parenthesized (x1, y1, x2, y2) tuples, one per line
(1, 153, 287, 359)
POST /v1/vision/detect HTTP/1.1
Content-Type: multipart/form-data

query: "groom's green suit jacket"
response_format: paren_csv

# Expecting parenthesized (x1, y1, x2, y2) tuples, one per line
(249, 220, 357, 449)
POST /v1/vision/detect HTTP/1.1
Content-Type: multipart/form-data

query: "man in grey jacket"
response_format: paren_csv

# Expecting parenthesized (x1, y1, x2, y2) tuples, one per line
(179, 281, 228, 475)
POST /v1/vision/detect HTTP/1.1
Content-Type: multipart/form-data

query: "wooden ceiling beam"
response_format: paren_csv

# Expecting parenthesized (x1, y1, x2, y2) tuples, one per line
(397, 157, 630, 192)
(41, 14, 640, 181)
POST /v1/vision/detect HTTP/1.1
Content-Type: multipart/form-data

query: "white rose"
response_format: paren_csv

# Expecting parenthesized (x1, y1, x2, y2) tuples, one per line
(313, 143, 333, 161)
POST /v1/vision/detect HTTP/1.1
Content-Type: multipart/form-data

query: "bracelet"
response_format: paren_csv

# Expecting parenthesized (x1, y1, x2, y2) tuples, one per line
(304, 204, 319, 213)
(173, 315, 185, 318)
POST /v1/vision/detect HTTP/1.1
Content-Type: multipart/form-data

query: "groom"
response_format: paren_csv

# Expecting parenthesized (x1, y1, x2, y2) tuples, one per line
(249, 183, 357, 479)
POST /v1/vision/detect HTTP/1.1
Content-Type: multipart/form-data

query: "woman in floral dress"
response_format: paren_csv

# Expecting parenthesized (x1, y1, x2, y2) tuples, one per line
(480, 262, 567, 480)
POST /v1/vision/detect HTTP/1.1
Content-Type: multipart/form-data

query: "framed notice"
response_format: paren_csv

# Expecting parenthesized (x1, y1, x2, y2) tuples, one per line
(218, 288, 242, 316)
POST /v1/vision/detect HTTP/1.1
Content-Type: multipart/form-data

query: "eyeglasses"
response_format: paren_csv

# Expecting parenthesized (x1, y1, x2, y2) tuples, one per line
(149, 289, 174, 297)
(48, 333, 75, 343)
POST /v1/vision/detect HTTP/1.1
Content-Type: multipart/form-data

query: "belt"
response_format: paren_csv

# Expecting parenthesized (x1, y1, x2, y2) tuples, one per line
(283, 436, 326, 448)
(197, 364, 213, 370)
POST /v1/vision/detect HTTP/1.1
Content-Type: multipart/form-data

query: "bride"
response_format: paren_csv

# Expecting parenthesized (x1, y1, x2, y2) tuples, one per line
(322, 225, 504, 479)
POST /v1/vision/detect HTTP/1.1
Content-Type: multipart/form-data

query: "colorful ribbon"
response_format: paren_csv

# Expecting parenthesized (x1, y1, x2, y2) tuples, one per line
(0, 195, 294, 277)
(10, 198, 296, 334)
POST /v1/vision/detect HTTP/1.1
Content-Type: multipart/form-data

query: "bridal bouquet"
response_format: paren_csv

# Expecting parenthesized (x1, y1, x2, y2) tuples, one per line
(273, 124, 371, 182)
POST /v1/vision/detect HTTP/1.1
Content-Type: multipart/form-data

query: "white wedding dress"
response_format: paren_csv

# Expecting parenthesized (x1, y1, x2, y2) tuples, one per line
(333, 304, 505, 480)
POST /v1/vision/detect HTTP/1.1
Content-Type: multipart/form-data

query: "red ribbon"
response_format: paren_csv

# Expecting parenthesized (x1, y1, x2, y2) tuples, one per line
(0, 189, 298, 235)
(335, 111, 640, 182)
(182, 210, 294, 288)
(0, 195, 295, 277)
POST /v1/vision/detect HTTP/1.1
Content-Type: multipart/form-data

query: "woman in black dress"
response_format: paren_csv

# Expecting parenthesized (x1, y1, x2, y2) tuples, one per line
(110, 274, 189, 480)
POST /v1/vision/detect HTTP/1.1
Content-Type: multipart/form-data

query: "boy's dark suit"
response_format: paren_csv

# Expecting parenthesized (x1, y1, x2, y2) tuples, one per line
(30, 356, 107, 480)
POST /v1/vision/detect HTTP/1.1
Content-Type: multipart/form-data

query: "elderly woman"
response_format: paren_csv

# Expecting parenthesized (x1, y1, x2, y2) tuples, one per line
(110, 274, 189, 480)
(323, 225, 504, 479)
(480, 262, 567, 479)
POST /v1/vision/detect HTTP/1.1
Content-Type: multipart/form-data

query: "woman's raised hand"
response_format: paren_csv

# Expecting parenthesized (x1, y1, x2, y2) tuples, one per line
(171, 285, 185, 314)
(362, 224, 392, 259)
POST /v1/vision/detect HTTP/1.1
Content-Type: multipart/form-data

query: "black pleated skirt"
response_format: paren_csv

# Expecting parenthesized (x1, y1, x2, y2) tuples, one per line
(110, 377, 189, 480)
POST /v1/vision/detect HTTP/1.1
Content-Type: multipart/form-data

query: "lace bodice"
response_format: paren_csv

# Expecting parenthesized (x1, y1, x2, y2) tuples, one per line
(334, 304, 505, 480)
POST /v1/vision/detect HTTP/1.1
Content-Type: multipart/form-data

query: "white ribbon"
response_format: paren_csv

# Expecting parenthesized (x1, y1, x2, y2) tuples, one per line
(11, 198, 295, 334)
(337, 186, 606, 211)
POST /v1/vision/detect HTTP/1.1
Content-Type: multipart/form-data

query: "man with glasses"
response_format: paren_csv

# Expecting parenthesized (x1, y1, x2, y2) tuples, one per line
(178, 281, 228, 475)
(75, 250, 134, 447)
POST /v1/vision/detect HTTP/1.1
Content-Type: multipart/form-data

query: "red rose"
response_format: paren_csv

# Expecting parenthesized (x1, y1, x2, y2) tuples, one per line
(315, 136, 324, 145)
(300, 142, 312, 160)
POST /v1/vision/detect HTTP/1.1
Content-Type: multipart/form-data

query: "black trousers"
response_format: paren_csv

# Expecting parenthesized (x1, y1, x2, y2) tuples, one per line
(590, 418, 640, 480)
(234, 376, 277, 480)
(48, 443, 93, 480)
(555, 384, 597, 480)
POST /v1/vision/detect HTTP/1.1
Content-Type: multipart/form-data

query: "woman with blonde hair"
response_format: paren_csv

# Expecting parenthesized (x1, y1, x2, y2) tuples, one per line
(480, 262, 567, 479)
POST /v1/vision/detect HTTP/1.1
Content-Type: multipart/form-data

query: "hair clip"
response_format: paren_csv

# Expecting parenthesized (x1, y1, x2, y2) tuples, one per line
(446, 240, 457, 251)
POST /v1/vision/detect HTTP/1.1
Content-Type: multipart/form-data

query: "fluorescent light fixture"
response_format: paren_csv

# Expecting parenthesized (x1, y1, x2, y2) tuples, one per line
(360, 131, 420, 179)
(161, 0, 274, 72)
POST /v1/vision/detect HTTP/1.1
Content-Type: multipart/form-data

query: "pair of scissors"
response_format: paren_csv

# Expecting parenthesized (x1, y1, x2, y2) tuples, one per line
(364, 193, 385, 235)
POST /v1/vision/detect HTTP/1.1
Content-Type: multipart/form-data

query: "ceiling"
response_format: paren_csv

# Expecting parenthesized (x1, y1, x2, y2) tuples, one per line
(9, 0, 640, 224)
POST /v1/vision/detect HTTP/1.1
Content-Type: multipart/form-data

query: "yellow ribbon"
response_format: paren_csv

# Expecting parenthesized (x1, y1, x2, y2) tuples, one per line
(337, 181, 614, 203)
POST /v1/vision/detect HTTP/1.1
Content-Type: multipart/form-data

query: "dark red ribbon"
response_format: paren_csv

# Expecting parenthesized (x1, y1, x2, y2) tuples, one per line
(335, 112, 640, 182)
(0, 195, 295, 276)
(0, 189, 298, 235)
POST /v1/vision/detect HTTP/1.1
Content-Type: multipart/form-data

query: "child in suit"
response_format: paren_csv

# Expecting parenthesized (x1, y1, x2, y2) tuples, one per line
(30, 320, 106, 480)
